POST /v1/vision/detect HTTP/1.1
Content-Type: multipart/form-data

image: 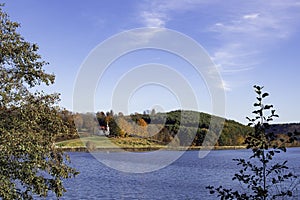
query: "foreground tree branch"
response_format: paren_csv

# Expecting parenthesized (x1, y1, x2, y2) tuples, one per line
(0, 4, 78, 199)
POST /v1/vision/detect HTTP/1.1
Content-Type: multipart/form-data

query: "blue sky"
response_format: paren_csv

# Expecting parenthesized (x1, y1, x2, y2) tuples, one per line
(3, 0, 300, 124)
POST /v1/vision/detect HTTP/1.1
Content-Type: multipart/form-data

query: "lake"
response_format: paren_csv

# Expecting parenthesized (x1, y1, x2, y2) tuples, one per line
(55, 148, 299, 200)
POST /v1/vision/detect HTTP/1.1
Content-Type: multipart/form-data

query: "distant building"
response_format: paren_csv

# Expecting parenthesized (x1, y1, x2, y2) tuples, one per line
(98, 123, 110, 136)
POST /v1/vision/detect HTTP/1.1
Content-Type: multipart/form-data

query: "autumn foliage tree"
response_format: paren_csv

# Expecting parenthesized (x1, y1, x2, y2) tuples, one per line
(0, 5, 78, 199)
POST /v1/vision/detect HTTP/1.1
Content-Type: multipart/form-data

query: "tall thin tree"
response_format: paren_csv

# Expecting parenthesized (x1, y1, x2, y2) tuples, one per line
(207, 85, 298, 199)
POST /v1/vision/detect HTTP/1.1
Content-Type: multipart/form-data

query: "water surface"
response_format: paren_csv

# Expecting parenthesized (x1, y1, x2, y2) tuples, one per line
(57, 148, 299, 199)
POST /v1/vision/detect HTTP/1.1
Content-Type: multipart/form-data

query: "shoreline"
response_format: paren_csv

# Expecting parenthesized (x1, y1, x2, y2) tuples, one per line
(58, 145, 300, 152)
(58, 145, 248, 152)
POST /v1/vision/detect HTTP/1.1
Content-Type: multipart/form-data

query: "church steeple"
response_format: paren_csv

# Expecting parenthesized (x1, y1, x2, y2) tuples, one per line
(106, 122, 110, 134)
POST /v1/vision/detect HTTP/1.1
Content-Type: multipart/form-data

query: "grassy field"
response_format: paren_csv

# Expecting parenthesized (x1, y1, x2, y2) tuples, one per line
(55, 135, 248, 151)
(56, 135, 166, 150)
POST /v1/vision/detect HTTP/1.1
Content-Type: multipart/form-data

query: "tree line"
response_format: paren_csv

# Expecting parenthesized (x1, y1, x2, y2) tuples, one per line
(59, 109, 254, 147)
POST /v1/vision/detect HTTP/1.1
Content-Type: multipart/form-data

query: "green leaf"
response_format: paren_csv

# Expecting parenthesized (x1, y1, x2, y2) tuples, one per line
(262, 93, 269, 98)
(254, 85, 263, 90)
(264, 105, 273, 109)
(254, 103, 260, 107)
(271, 110, 275, 114)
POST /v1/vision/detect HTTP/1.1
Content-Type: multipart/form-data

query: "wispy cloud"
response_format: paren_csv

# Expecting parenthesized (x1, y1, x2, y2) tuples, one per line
(140, 11, 168, 27)
(136, 0, 300, 91)
(243, 13, 260, 20)
(209, 10, 293, 40)
(138, 0, 211, 28)
(207, 1, 300, 90)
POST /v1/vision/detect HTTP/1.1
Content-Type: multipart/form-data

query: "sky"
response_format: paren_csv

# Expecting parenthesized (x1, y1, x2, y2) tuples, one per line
(3, 0, 300, 124)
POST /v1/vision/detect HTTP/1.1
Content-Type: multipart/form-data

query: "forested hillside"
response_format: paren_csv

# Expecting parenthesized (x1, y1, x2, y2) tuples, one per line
(268, 123, 300, 135)
(69, 110, 253, 146)
(58, 110, 300, 147)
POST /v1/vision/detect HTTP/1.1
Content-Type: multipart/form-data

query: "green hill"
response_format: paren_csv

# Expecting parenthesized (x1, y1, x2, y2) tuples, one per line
(59, 110, 300, 148)
(82, 110, 253, 147)
(268, 123, 300, 135)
